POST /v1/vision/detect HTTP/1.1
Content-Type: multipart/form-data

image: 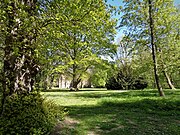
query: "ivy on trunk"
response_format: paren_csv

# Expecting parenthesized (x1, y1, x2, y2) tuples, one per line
(1, 0, 39, 115)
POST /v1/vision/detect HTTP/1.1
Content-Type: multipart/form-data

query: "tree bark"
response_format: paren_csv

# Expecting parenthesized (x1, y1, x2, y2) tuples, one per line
(163, 70, 176, 89)
(1, 0, 39, 115)
(70, 63, 81, 90)
(148, 0, 165, 96)
(70, 78, 81, 90)
(49, 75, 54, 89)
(160, 53, 176, 90)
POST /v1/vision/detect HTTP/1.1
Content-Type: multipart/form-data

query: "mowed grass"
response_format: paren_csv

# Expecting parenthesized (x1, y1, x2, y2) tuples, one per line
(42, 89, 180, 135)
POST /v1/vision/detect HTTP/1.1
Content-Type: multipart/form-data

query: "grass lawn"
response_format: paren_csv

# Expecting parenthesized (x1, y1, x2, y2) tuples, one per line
(42, 89, 180, 135)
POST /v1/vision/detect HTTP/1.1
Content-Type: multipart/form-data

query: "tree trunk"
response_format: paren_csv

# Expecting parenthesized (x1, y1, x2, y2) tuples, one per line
(70, 63, 81, 90)
(163, 70, 176, 89)
(1, 0, 39, 115)
(44, 75, 49, 90)
(58, 75, 63, 88)
(160, 52, 176, 90)
(49, 75, 54, 89)
(70, 78, 81, 90)
(148, 0, 165, 96)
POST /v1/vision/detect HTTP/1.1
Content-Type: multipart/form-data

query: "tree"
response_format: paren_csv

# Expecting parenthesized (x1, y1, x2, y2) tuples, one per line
(115, 35, 156, 88)
(119, 0, 179, 96)
(0, 1, 58, 134)
(41, 0, 117, 89)
(153, 1, 180, 89)
(148, 0, 164, 96)
(0, 0, 42, 115)
(0, 0, 85, 133)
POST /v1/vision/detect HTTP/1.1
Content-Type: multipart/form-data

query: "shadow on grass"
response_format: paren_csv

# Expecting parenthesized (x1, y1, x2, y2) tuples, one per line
(42, 88, 108, 93)
(43, 89, 180, 101)
(72, 90, 160, 99)
(64, 98, 180, 135)
(42, 89, 70, 92)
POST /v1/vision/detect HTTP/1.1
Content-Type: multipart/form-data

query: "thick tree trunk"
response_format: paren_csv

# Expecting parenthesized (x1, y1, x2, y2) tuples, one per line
(70, 63, 81, 90)
(70, 78, 81, 90)
(1, 0, 39, 115)
(148, 0, 165, 96)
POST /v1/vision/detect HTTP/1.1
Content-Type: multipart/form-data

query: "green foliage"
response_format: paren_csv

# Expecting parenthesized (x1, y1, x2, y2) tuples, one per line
(106, 76, 121, 90)
(106, 66, 148, 90)
(118, 0, 180, 90)
(91, 61, 112, 88)
(0, 92, 66, 135)
(38, 0, 117, 88)
(133, 77, 148, 89)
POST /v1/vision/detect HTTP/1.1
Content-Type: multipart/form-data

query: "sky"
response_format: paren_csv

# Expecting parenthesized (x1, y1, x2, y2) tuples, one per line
(107, 0, 180, 42)
(107, 0, 180, 6)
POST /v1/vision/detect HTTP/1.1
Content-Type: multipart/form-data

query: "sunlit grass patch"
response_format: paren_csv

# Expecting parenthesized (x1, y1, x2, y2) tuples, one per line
(43, 89, 180, 135)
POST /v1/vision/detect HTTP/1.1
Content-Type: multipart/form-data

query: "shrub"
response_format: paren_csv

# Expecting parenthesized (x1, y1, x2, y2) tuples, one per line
(95, 85, 106, 88)
(0, 92, 66, 135)
(132, 77, 148, 90)
(106, 76, 123, 90)
(106, 71, 148, 90)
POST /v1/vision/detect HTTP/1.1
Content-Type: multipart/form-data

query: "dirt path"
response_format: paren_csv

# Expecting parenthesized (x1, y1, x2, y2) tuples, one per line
(50, 117, 80, 135)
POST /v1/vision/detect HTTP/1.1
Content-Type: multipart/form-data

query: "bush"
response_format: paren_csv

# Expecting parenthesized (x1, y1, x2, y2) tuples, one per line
(106, 71, 148, 90)
(105, 76, 123, 90)
(0, 92, 66, 135)
(132, 77, 148, 90)
(95, 85, 106, 88)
